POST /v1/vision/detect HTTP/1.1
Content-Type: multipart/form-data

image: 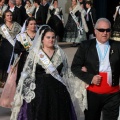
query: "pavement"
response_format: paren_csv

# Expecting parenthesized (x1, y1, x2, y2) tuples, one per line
(0, 42, 85, 120)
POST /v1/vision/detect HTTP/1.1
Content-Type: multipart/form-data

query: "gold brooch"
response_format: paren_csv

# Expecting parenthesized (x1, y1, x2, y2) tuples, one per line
(40, 54, 44, 58)
(3, 28, 6, 31)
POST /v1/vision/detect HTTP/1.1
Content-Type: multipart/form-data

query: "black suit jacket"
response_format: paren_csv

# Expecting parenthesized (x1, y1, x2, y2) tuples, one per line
(33, 5, 46, 25)
(8, 6, 21, 25)
(19, 6, 28, 26)
(43, 3, 49, 23)
(86, 7, 96, 34)
(71, 39, 120, 86)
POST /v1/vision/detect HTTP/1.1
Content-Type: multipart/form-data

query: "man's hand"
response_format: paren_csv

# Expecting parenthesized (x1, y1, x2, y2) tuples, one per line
(81, 66, 87, 72)
(92, 75, 102, 85)
(81, 67, 102, 86)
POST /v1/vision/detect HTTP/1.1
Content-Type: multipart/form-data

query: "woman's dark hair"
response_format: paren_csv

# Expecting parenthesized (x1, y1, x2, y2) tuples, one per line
(40, 27, 56, 40)
(53, 0, 58, 4)
(26, 17, 36, 27)
(85, 1, 92, 6)
(2, 10, 13, 21)
(26, 0, 32, 4)
(34, 0, 40, 5)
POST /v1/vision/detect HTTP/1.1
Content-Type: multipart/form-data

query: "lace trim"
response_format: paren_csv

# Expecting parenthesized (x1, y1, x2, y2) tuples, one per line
(11, 48, 88, 120)
(38, 49, 62, 74)
(17, 49, 62, 103)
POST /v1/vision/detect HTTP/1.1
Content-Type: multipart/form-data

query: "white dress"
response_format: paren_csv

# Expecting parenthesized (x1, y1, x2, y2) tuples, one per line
(25, 4, 35, 17)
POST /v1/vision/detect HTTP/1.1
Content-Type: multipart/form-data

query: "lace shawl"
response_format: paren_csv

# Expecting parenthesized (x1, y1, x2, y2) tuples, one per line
(0, 22, 21, 39)
(10, 28, 87, 120)
(46, 0, 64, 23)
(59, 47, 88, 117)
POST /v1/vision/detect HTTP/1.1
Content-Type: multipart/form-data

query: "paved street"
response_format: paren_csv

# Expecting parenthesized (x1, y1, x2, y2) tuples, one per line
(0, 42, 85, 120)
(0, 106, 11, 120)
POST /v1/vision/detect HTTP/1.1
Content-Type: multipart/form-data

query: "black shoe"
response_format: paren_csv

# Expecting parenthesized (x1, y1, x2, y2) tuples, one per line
(71, 43, 80, 47)
(71, 42, 74, 47)
(74, 43, 78, 47)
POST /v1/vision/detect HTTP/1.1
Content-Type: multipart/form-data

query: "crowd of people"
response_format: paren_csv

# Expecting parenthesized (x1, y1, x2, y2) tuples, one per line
(0, 0, 95, 84)
(0, 0, 120, 120)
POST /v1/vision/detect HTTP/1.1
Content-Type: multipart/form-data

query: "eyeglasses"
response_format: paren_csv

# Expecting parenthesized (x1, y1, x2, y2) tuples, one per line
(96, 28, 111, 32)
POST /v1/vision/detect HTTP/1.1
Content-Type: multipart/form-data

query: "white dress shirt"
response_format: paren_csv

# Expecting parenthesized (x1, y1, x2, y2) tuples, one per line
(96, 39, 112, 86)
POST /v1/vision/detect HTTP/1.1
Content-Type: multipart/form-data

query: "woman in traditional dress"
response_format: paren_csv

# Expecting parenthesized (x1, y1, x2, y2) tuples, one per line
(10, 25, 88, 120)
(111, 2, 120, 41)
(0, 10, 21, 82)
(0, 17, 36, 108)
(25, 0, 35, 17)
(47, 0, 64, 42)
(14, 17, 37, 84)
(63, 0, 88, 47)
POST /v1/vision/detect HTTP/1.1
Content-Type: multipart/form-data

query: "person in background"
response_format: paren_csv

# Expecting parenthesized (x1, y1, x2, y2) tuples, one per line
(85, 0, 96, 40)
(71, 18, 120, 120)
(41, 0, 49, 23)
(0, 10, 21, 83)
(111, 2, 120, 41)
(14, 17, 37, 84)
(8, 0, 22, 25)
(79, 0, 86, 16)
(63, 0, 88, 47)
(47, 0, 64, 42)
(32, 0, 46, 26)
(79, 0, 85, 9)
(0, 0, 8, 24)
(25, 0, 35, 17)
(0, 17, 36, 108)
(16, 0, 28, 26)
(47, 0, 51, 5)
(0, 0, 7, 87)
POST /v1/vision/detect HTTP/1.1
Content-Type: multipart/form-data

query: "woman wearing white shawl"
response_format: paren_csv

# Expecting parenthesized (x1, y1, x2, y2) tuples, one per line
(0, 17, 36, 109)
(63, 0, 88, 47)
(10, 25, 87, 120)
(14, 17, 37, 84)
(47, 0, 64, 42)
(25, 0, 35, 17)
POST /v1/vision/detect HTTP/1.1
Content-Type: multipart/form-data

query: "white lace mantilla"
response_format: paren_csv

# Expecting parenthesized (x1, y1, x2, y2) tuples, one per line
(10, 47, 87, 120)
